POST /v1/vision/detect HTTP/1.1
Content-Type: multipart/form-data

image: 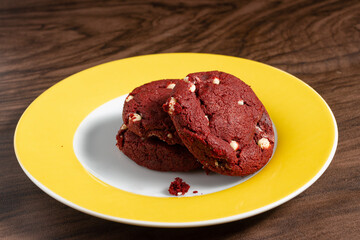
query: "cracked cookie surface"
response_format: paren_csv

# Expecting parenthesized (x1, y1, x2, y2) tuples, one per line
(164, 71, 275, 176)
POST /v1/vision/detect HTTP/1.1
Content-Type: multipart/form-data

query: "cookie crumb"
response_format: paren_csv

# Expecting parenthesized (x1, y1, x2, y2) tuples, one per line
(168, 177, 190, 196)
(193, 191, 198, 194)
(202, 166, 212, 175)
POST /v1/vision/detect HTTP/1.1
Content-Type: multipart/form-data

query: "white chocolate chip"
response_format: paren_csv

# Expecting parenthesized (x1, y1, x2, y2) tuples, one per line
(125, 95, 134, 102)
(184, 76, 189, 82)
(120, 124, 128, 130)
(177, 192, 183, 196)
(205, 115, 209, 125)
(168, 97, 177, 115)
(230, 141, 239, 151)
(238, 100, 244, 105)
(258, 138, 270, 149)
(213, 77, 220, 84)
(189, 83, 196, 92)
(215, 161, 219, 167)
(167, 133, 173, 139)
(129, 113, 141, 122)
(167, 83, 176, 89)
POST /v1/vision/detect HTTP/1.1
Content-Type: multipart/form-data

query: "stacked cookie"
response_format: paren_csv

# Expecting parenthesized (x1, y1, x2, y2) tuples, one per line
(116, 71, 274, 176)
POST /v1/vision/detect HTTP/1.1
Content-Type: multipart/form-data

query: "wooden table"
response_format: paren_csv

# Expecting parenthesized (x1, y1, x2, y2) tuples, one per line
(1, 0, 359, 239)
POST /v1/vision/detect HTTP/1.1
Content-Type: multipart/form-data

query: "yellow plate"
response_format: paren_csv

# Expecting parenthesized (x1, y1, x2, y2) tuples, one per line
(14, 53, 338, 227)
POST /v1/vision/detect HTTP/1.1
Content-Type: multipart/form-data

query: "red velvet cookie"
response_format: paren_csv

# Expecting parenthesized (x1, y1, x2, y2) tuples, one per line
(123, 79, 182, 145)
(163, 71, 275, 176)
(116, 126, 202, 172)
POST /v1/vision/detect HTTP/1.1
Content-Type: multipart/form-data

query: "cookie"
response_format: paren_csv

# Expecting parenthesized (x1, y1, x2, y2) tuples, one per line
(116, 126, 202, 172)
(123, 79, 183, 145)
(163, 71, 274, 176)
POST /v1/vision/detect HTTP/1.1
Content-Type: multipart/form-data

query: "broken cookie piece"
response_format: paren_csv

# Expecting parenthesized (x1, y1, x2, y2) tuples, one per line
(168, 177, 190, 196)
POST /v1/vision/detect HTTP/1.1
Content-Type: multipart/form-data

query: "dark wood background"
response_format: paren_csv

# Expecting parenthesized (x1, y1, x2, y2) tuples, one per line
(1, 0, 359, 239)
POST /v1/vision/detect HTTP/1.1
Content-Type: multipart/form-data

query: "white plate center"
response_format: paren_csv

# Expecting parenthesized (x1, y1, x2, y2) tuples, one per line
(73, 95, 276, 197)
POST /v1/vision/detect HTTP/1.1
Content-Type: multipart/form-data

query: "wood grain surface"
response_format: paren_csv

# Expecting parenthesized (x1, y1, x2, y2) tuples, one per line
(1, 0, 359, 239)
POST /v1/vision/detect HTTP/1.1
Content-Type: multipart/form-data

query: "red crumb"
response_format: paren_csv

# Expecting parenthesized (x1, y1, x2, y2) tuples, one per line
(168, 177, 190, 196)
(203, 166, 212, 175)
(193, 191, 198, 194)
